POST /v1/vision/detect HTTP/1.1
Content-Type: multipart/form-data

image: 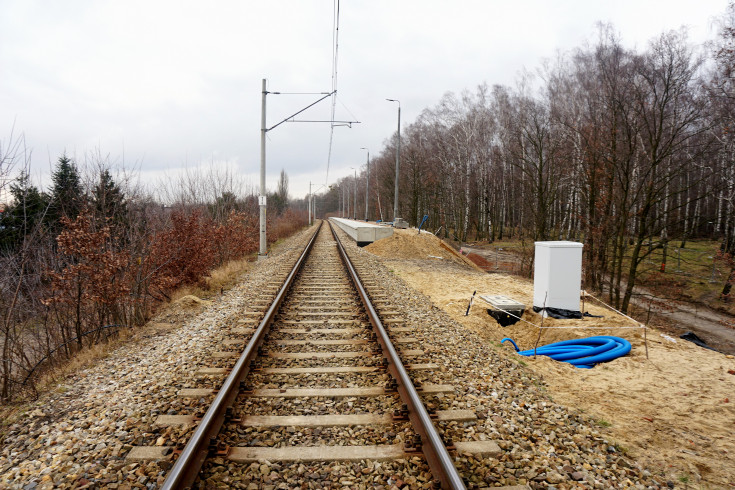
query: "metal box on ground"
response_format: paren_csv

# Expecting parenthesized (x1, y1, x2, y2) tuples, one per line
(480, 295, 525, 327)
(533, 241, 583, 317)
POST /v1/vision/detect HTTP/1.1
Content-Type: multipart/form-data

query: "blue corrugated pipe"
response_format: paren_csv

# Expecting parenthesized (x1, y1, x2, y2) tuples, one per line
(501, 335, 632, 369)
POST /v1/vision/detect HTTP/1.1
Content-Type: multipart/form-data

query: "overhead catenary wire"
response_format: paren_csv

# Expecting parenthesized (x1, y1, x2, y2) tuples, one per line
(266, 91, 336, 132)
(338, 96, 359, 123)
(325, 0, 340, 185)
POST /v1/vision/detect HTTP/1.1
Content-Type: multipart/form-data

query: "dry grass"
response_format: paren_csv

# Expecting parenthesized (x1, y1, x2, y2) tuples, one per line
(166, 256, 254, 303)
(41, 329, 136, 391)
(205, 257, 253, 293)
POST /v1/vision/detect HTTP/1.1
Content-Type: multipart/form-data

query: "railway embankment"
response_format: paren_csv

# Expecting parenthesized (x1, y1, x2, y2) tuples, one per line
(365, 229, 735, 489)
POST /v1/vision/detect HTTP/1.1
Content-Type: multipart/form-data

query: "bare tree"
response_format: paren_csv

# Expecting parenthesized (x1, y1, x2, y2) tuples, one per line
(0, 126, 23, 202)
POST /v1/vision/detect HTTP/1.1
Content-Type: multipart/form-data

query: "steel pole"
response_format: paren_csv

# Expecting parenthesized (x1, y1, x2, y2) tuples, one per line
(363, 150, 369, 221)
(387, 99, 401, 222)
(353, 168, 357, 220)
(394, 104, 400, 222)
(259, 78, 267, 258)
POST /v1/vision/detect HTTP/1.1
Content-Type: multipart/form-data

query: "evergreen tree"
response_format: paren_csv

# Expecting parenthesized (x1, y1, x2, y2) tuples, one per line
(92, 169, 127, 227)
(210, 191, 238, 221)
(0, 172, 50, 251)
(49, 154, 84, 230)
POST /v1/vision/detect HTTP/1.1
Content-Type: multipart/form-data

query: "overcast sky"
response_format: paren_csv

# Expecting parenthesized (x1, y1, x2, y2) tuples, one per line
(0, 0, 729, 201)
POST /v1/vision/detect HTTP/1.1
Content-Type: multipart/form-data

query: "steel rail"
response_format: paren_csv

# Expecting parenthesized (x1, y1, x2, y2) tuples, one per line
(161, 221, 323, 489)
(329, 221, 467, 489)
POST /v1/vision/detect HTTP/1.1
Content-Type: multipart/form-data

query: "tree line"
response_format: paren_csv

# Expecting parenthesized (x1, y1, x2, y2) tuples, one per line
(0, 149, 303, 402)
(323, 13, 735, 313)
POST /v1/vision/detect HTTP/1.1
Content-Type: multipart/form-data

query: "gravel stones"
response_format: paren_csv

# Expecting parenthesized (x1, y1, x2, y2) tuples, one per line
(201, 458, 435, 489)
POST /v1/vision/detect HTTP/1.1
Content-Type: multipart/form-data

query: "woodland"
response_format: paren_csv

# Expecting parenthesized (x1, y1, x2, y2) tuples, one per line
(325, 19, 735, 316)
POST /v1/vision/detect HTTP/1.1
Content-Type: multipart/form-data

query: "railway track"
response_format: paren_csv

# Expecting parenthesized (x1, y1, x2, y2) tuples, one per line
(159, 221, 468, 488)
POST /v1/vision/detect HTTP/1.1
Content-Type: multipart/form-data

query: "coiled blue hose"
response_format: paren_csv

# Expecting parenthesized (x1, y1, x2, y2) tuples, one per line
(501, 335, 632, 369)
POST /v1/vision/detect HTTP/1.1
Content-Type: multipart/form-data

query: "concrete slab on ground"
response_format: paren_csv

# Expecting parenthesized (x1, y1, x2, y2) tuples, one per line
(330, 218, 393, 246)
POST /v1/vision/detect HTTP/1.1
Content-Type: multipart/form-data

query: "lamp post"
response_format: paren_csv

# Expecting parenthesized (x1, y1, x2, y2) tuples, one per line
(360, 147, 369, 221)
(350, 167, 357, 220)
(308, 183, 326, 225)
(386, 99, 401, 222)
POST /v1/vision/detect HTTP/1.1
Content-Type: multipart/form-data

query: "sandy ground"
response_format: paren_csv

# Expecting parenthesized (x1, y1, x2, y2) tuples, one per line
(365, 229, 735, 489)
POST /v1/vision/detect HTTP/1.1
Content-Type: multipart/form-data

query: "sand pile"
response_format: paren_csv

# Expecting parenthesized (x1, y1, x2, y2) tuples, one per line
(174, 295, 211, 309)
(365, 229, 481, 270)
(150, 295, 212, 324)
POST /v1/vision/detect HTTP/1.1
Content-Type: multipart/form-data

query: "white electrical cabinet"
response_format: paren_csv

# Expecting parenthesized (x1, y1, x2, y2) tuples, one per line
(533, 241, 584, 314)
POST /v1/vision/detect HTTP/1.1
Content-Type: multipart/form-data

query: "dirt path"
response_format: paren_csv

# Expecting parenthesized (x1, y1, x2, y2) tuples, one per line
(628, 286, 735, 354)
